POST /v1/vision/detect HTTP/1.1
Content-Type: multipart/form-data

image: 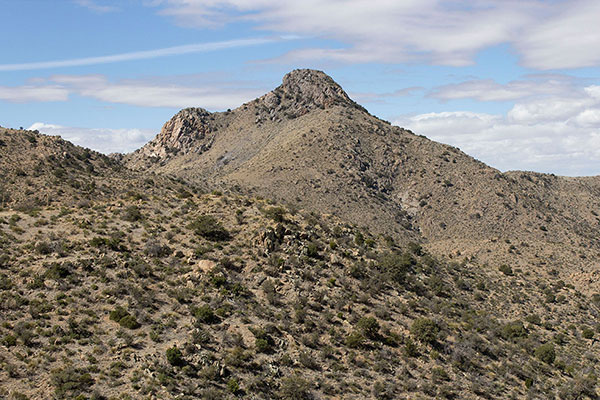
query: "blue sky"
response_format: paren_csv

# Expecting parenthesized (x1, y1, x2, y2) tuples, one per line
(1, 0, 600, 175)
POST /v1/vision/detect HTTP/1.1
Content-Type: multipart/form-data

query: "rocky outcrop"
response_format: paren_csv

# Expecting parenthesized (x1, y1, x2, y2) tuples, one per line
(126, 107, 218, 168)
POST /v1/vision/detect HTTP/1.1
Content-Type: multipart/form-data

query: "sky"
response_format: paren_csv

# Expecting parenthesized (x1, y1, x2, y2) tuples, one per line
(1, 0, 600, 176)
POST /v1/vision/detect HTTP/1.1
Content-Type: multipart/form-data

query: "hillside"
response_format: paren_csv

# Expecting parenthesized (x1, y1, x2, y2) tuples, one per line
(1, 135, 599, 398)
(125, 69, 600, 293)
(1, 71, 600, 399)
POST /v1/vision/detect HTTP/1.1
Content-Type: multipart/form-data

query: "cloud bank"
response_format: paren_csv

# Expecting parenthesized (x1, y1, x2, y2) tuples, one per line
(29, 122, 154, 154)
(153, 0, 600, 70)
(395, 85, 600, 176)
(1, 75, 265, 110)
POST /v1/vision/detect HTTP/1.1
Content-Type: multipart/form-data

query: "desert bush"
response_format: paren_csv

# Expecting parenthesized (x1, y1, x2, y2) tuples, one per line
(166, 346, 185, 366)
(345, 331, 366, 348)
(194, 305, 219, 324)
(499, 264, 513, 276)
(357, 317, 380, 339)
(109, 306, 140, 329)
(122, 205, 143, 222)
(379, 251, 415, 284)
(298, 351, 320, 370)
(263, 206, 287, 222)
(255, 338, 272, 353)
(50, 367, 94, 398)
(500, 321, 528, 340)
(2, 334, 17, 347)
(306, 242, 320, 258)
(411, 318, 440, 344)
(144, 241, 172, 258)
(278, 375, 312, 400)
(189, 215, 230, 241)
(534, 343, 556, 364)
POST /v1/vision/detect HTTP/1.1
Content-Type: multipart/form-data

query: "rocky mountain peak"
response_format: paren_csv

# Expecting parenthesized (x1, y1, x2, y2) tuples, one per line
(255, 69, 362, 121)
(280, 69, 352, 105)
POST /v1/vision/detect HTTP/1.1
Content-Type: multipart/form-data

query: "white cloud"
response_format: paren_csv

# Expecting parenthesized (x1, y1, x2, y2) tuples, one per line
(516, 0, 600, 69)
(29, 122, 155, 154)
(394, 86, 600, 176)
(0, 85, 69, 102)
(0, 37, 285, 72)
(1, 75, 265, 110)
(74, 0, 119, 13)
(64, 77, 263, 109)
(152, 0, 600, 69)
(430, 77, 579, 102)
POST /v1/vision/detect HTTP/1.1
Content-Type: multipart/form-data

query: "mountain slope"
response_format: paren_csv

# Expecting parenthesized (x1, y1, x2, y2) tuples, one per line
(125, 70, 600, 292)
(1, 94, 600, 398)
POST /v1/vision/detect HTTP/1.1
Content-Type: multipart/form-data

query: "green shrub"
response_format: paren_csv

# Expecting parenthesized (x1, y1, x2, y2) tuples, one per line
(166, 346, 185, 366)
(255, 338, 272, 353)
(404, 337, 419, 357)
(188, 215, 230, 241)
(109, 306, 140, 329)
(345, 331, 365, 348)
(582, 327, 594, 339)
(357, 317, 380, 339)
(50, 367, 94, 398)
(306, 242, 320, 258)
(263, 206, 287, 222)
(227, 378, 241, 394)
(118, 315, 140, 329)
(500, 321, 528, 340)
(535, 343, 556, 364)
(410, 318, 440, 344)
(109, 306, 129, 322)
(194, 305, 219, 324)
(2, 334, 17, 347)
(379, 251, 415, 284)
(122, 205, 143, 222)
(45, 262, 71, 280)
(499, 264, 513, 276)
(279, 375, 312, 400)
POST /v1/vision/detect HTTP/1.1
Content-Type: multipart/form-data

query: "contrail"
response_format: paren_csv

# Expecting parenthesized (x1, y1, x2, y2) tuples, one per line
(0, 37, 287, 71)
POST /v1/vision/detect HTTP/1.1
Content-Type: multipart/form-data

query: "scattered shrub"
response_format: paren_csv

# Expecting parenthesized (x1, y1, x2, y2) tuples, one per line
(194, 305, 219, 324)
(411, 318, 440, 344)
(122, 205, 143, 222)
(166, 346, 185, 366)
(345, 331, 366, 348)
(582, 327, 594, 340)
(379, 251, 415, 284)
(50, 367, 94, 398)
(109, 306, 140, 329)
(357, 317, 380, 339)
(279, 375, 312, 400)
(535, 343, 556, 364)
(189, 215, 230, 241)
(500, 321, 528, 340)
(499, 264, 513, 276)
(263, 206, 287, 222)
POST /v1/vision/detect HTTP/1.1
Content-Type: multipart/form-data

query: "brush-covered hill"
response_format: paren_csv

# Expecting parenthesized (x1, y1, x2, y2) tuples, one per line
(125, 69, 600, 293)
(1, 141, 600, 398)
(2, 70, 600, 399)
